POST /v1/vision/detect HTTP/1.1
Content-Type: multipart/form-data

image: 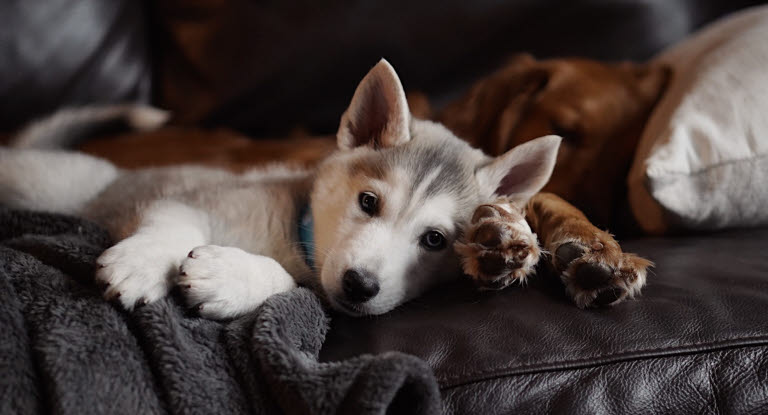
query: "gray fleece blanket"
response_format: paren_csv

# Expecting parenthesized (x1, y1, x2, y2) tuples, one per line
(0, 207, 441, 414)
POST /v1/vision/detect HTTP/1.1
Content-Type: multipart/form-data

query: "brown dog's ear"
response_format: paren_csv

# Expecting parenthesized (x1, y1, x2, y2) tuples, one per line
(502, 52, 537, 68)
(337, 59, 411, 150)
(485, 67, 549, 155)
(476, 135, 562, 204)
(439, 54, 549, 155)
(627, 62, 673, 104)
(406, 91, 432, 120)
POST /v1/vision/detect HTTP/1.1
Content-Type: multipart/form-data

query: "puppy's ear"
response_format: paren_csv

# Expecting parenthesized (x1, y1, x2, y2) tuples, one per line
(476, 135, 561, 204)
(337, 59, 411, 150)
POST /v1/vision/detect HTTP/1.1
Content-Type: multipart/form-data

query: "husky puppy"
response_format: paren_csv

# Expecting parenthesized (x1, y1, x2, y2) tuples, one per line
(0, 60, 560, 318)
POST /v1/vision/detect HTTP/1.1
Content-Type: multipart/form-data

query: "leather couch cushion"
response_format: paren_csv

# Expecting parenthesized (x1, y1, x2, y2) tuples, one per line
(320, 227, 768, 413)
(150, 0, 766, 137)
(0, 0, 152, 132)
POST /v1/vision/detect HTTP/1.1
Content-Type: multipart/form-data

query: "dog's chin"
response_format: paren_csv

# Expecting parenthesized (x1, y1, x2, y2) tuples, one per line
(330, 298, 369, 316)
(326, 294, 396, 317)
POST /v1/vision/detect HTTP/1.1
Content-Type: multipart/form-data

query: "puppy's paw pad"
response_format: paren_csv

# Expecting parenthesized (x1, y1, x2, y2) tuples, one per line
(456, 201, 541, 290)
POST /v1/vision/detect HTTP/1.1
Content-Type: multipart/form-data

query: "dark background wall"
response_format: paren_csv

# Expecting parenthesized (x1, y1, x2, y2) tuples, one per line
(1, 0, 765, 136)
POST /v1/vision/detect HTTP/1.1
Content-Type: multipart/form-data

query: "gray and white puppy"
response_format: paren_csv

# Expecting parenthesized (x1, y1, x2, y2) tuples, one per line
(0, 60, 561, 318)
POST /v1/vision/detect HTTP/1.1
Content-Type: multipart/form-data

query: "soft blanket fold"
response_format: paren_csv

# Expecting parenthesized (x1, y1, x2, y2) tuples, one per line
(0, 207, 441, 415)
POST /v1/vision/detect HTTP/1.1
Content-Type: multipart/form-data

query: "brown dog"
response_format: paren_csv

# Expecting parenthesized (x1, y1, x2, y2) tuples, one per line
(442, 54, 669, 307)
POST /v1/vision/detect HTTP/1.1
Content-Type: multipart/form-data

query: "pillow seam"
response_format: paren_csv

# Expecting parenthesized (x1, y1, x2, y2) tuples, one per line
(647, 152, 768, 178)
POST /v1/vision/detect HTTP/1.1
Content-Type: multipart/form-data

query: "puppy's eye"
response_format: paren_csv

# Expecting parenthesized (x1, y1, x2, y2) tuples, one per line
(420, 230, 447, 251)
(358, 192, 378, 216)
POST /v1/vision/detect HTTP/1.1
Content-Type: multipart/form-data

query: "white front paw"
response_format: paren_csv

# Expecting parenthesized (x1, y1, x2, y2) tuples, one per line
(179, 245, 296, 319)
(96, 234, 180, 310)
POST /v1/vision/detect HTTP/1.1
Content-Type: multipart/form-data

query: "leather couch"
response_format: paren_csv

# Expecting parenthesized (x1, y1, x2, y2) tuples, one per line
(323, 228, 768, 413)
(2, 1, 767, 413)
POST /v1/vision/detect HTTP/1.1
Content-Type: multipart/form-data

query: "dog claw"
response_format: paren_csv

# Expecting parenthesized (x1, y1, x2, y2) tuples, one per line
(105, 291, 122, 301)
(478, 277, 513, 290)
(593, 287, 623, 306)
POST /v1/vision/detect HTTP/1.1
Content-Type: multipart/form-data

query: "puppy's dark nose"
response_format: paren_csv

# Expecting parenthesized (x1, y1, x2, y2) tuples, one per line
(342, 269, 379, 303)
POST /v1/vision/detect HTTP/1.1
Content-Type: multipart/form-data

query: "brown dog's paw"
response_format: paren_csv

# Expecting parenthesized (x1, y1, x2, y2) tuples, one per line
(455, 200, 541, 290)
(554, 236, 653, 308)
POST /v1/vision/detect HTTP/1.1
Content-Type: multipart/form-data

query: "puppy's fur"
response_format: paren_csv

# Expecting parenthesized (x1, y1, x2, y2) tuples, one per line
(0, 60, 562, 318)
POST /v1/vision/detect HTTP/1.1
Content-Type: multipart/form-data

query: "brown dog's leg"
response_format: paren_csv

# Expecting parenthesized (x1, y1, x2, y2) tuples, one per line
(457, 193, 652, 307)
(526, 193, 653, 308)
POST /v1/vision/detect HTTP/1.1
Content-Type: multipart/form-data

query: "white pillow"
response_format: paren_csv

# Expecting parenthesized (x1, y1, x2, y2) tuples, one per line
(628, 6, 768, 234)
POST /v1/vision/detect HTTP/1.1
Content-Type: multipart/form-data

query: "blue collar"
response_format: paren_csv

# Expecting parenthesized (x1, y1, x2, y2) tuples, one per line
(297, 203, 315, 270)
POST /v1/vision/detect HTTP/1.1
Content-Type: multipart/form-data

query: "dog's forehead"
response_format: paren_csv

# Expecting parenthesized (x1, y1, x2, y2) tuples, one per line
(347, 135, 480, 215)
(398, 140, 474, 197)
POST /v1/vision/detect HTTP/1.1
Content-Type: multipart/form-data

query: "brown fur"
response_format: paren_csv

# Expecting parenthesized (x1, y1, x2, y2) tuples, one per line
(438, 53, 670, 228)
(79, 127, 337, 171)
(526, 193, 653, 307)
(440, 55, 667, 307)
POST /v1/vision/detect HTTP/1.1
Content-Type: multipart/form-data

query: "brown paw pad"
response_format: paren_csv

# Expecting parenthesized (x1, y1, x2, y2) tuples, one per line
(570, 262, 628, 307)
(558, 240, 651, 308)
(572, 262, 613, 291)
(555, 242, 586, 271)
